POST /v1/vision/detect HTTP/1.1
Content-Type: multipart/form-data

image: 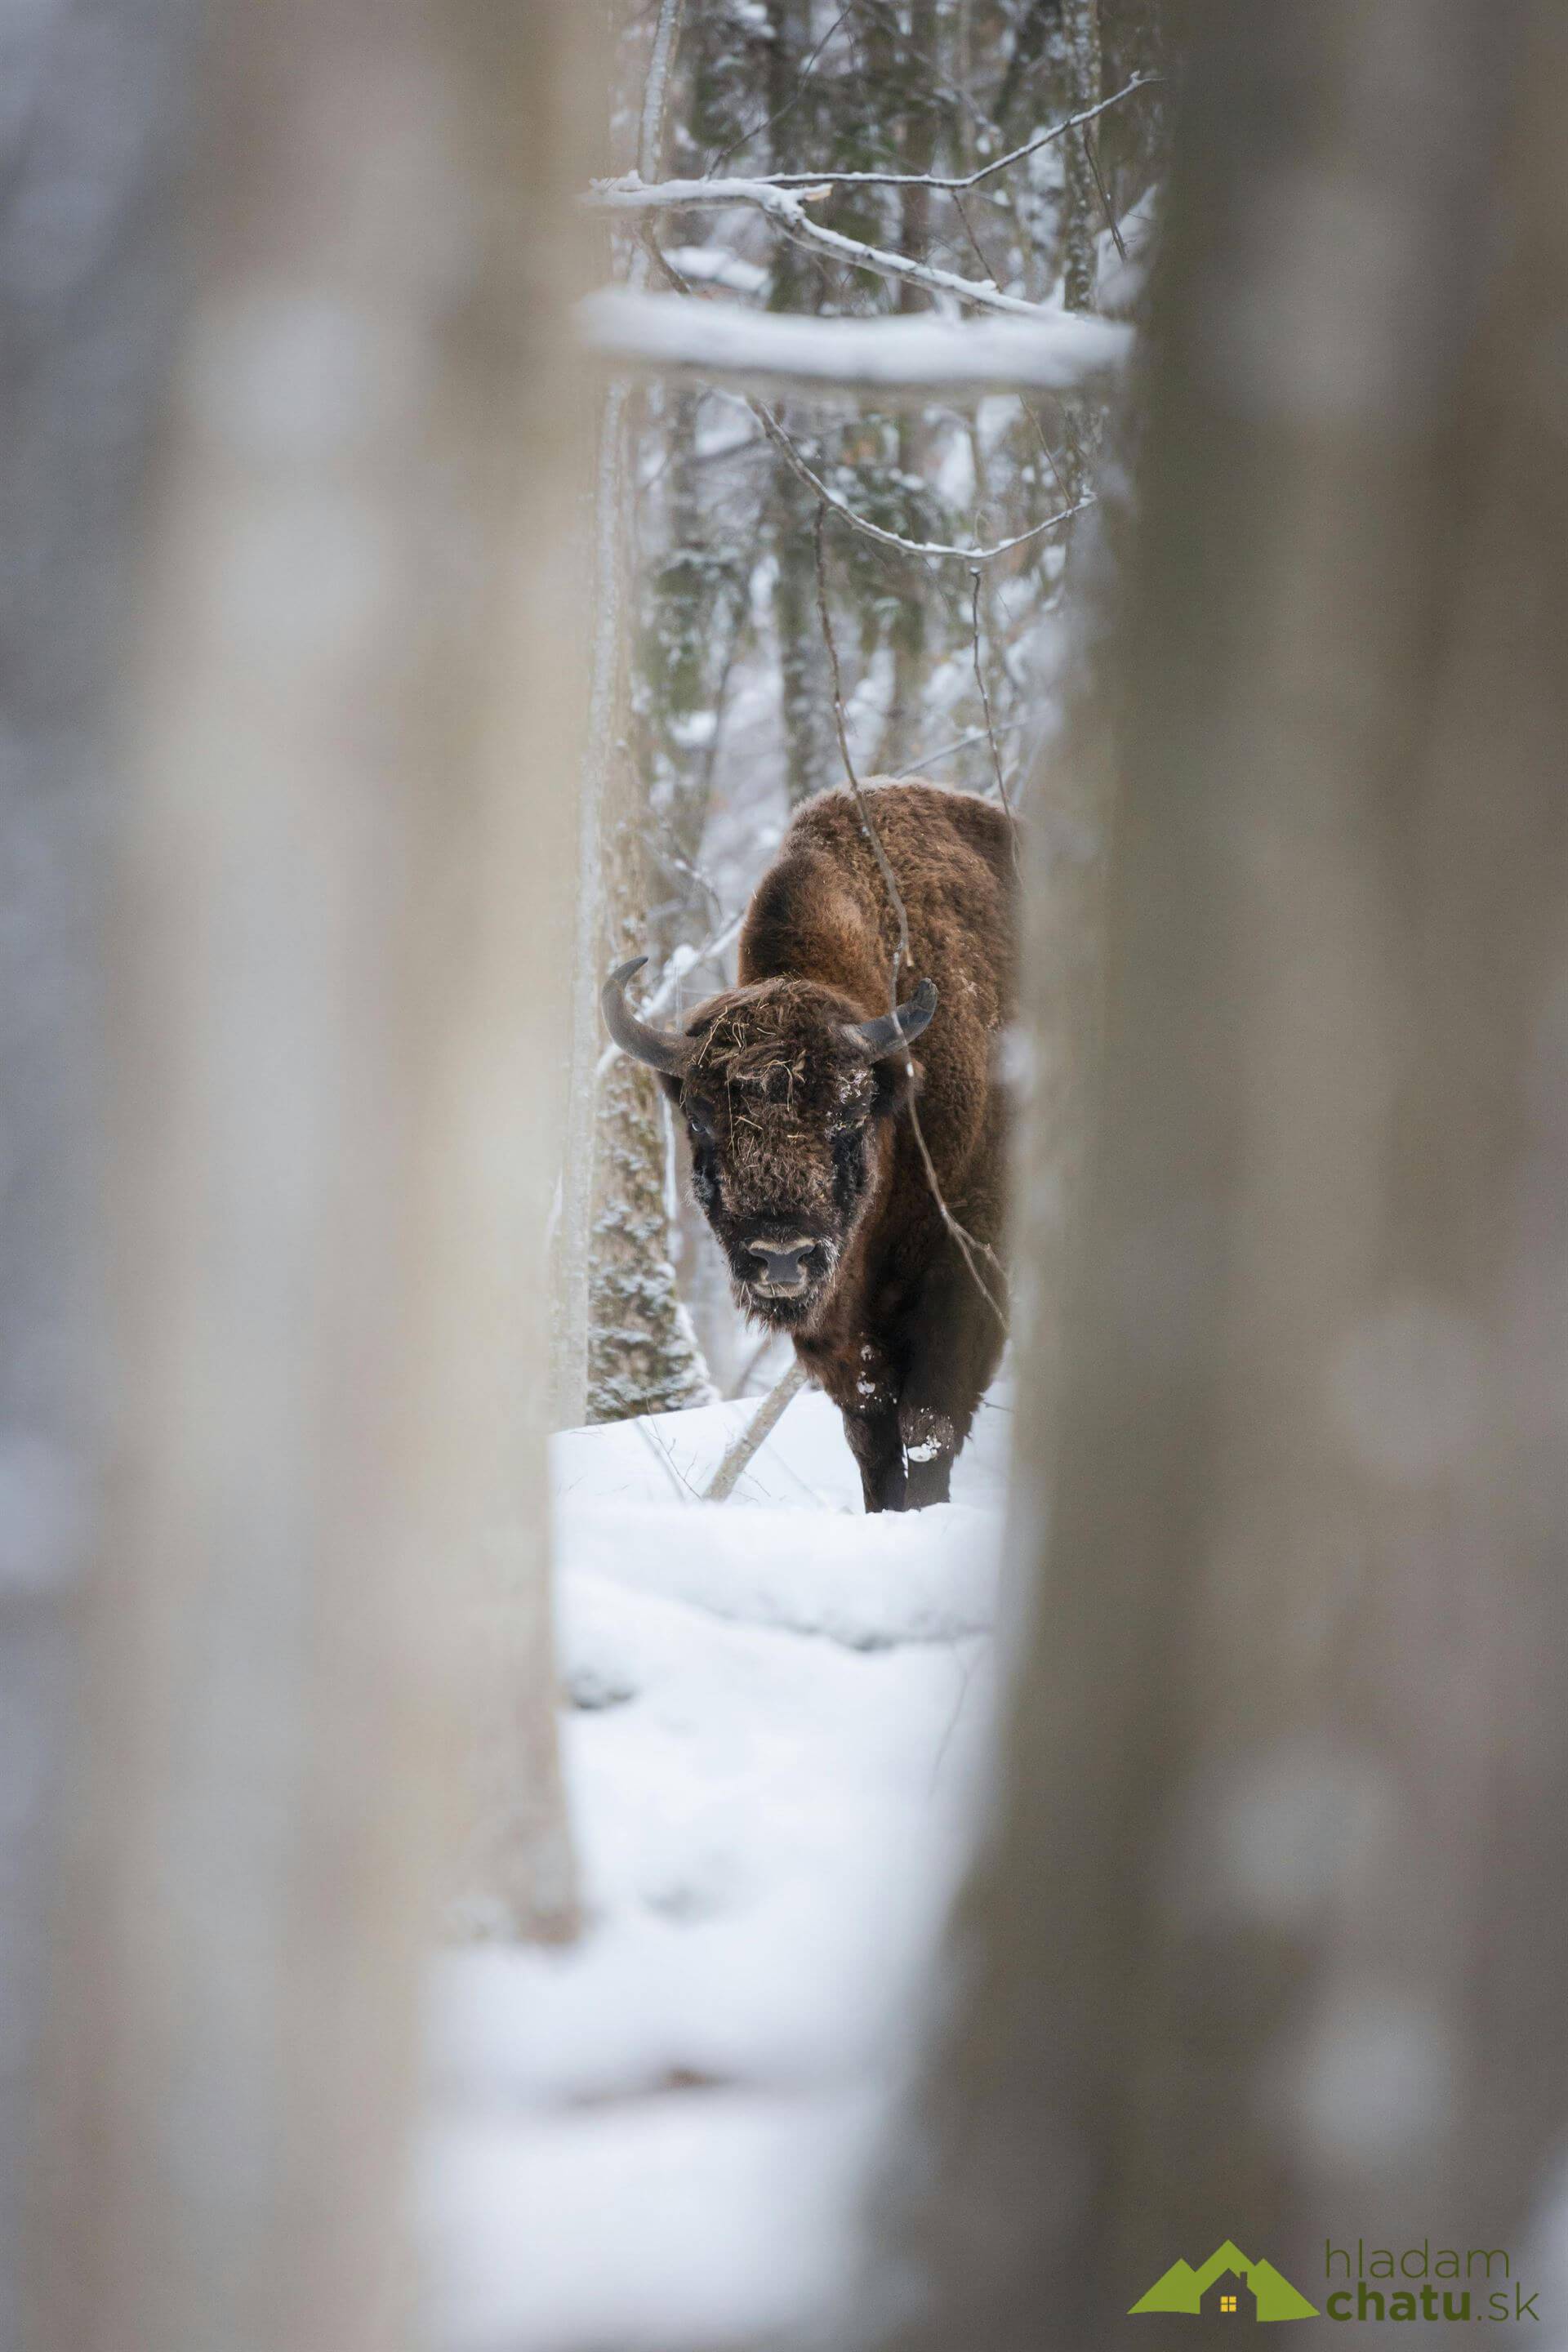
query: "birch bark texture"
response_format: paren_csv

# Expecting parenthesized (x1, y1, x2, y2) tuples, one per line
(29, 2, 595, 2347)
(858, 4, 1568, 2347)
(1055, 0, 1104, 312)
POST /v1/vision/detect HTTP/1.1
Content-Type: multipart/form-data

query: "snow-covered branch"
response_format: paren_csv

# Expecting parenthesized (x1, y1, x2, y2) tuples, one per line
(590, 173, 1043, 318)
(578, 290, 1134, 401)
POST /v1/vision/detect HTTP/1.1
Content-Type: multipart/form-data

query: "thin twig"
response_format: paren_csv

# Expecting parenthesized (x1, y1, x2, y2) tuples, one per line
(637, 1418, 702, 1504)
(684, 294, 1097, 564)
(887, 715, 1031, 783)
(813, 510, 912, 978)
(951, 189, 1004, 292)
(702, 1, 854, 179)
(743, 392, 1094, 563)
(1081, 124, 1128, 264)
(812, 511, 1008, 1336)
(712, 74, 1160, 193)
(969, 568, 1019, 866)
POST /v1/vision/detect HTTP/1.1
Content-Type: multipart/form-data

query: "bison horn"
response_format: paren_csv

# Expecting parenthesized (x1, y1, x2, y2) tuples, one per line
(601, 956, 696, 1075)
(844, 977, 938, 1059)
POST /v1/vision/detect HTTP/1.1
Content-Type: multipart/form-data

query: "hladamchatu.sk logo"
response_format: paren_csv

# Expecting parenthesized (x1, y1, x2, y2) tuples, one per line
(1130, 2238, 1541, 2324)
(1321, 2242, 1539, 2325)
(1130, 2241, 1319, 2322)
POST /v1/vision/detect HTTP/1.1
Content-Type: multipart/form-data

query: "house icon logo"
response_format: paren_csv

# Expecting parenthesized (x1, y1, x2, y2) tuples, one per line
(1130, 2240, 1319, 2322)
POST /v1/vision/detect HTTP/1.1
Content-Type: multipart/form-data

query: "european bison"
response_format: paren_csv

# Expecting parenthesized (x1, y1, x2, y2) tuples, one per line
(602, 780, 1016, 1510)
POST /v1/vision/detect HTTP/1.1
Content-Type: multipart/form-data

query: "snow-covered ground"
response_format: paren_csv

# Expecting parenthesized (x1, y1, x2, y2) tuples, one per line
(420, 1382, 1011, 2352)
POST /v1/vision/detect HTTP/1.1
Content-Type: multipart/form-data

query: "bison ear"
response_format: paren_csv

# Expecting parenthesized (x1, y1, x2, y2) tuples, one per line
(842, 977, 938, 1061)
(871, 1049, 924, 1125)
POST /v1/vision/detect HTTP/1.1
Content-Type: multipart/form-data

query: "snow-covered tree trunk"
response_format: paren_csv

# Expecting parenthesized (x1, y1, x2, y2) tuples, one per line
(639, 387, 740, 915)
(858, 3, 1568, 2345)
(589, 876, 718, 1420)
(28, 1, 595, 2344)
(1057, 0, 1104, 312)
(577, 0, 717, 1426)
(774, 439, 841, 806)
(768, 0, 842, 810)
(881, 0, 939, 777)
(1048, 0, 1106, 553)
(555, 381, 630, 1429)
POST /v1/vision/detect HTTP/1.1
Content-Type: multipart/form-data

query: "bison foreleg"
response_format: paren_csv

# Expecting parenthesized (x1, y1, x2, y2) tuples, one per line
(843, 1405, 906, 1513)
(893, 1236, 1006, 1510)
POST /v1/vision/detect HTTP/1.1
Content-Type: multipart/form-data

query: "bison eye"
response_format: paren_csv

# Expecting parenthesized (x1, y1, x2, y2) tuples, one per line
(686, 1102, 715, 1143)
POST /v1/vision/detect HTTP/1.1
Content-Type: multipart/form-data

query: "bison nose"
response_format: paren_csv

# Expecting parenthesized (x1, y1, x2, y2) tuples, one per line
(747, 1236, 812, 1291)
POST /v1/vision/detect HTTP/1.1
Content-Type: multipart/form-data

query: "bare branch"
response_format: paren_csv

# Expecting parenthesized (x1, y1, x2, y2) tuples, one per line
(888, 716, 1031, 783)
(813, 509, 912, 977)
(702, 1, 854, 180)
(741, 392, 1094, 562)
(1081, 122, 1129, 265)
(578, 291, 1134, 402)
(951, 189, 1006, 292)
(969, 568, 1020, 860)
(703, 1361, 809, 1502)
(713, 73, 1160, 194)
(812, 511, 1008, 1335)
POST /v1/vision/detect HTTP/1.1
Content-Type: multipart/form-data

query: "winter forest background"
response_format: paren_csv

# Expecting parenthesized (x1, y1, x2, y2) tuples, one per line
(4, 4, 1568, 2352)
(564, 0, 1169, 1423)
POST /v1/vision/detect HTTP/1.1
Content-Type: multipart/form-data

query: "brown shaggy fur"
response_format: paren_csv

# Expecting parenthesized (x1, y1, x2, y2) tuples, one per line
(656, 780, 1016, 1510)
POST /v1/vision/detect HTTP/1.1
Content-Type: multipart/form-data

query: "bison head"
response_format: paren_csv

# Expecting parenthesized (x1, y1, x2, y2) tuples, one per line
(602, 959, 936, 1330)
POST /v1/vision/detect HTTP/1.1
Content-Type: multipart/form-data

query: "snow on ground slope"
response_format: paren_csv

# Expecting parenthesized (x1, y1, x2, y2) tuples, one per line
(420, 1382, 1010, 2352)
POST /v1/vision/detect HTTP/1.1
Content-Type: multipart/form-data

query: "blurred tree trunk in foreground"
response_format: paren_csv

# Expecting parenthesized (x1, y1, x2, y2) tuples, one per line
(0, 4, 201, 2342)
(29, 2, 594, 2348)
(862, 4, 1568, 2348)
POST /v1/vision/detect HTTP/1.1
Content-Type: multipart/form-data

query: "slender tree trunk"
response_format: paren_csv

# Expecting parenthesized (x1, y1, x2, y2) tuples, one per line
(1043, 0, 1104, 556)
(639, 384, 746, 955)
(768, 0, 840, 810)
(859, 5, 1568, 2347)
(1058, 0, 1104, 311)
(566, 0, 716, 1427)
(554, 363, 634, 1428)
(29, 2, 595, 2346)
(774, 443, 841, 806)
(589, 863, 718, 1419)
(881, 0, 938, 776)
(635, 377, 752, 1388)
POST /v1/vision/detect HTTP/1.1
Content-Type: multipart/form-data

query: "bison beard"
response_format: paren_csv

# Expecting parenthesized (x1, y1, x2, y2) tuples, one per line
(602, 781, 1015, 1512)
